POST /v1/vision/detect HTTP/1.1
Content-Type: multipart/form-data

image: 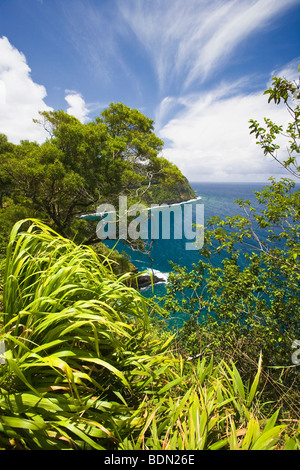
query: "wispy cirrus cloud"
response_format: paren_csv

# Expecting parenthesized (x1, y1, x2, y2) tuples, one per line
(59, 0, 300, 100)
(118, 0, 300, 182)
(119, 0, 234, 91)
(61, 0, 141, 91)
(184, 0, 300, 88)
(64, 90, 109, 123)
(120, 0, 300, 92)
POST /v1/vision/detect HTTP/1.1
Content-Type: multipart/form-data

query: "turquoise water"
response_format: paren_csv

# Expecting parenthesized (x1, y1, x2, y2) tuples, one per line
(104, 182, 269, 297)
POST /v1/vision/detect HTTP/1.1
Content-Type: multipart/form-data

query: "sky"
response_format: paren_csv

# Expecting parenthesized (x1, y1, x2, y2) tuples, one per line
(0, 0, 300, 183)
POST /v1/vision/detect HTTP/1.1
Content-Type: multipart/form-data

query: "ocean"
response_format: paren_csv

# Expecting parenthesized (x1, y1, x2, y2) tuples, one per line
(104, 181, 270, 298)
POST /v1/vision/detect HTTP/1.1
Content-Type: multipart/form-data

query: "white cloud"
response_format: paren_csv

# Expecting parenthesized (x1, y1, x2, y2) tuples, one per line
(0, 37, 91, 143)
(158, 81, 293, 182)
(65, 91, 90, 123)
(269, 57, 300, 85)
(154, 96, 178, 130)
(0, 36, 52, 143)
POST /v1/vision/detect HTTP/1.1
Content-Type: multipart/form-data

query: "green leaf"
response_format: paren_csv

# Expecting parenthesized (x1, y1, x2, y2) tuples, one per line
(158, 377, 183, 395)
(251, 425, 286, 450)
(247, 352, 262, 406)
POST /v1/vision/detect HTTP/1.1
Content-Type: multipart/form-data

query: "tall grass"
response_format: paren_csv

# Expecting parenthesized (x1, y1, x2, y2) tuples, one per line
(120, 355, 299, 450)
(0, 219, 299, 450)
(0, 219, 176, 449)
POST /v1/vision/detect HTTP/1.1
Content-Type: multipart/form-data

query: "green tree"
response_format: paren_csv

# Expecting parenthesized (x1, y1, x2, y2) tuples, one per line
(0, 134, 15, 209)
(249, 67, 300, 179)
(39, 103, 165, 205)
(0, 138, 90, 239)
(0, 103, 195, 248)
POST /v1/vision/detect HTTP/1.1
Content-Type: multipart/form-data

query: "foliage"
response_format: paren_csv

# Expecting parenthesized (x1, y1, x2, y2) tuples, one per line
(121, 354, 298, 451)
(0, 220, 298, 450)
(249, 65, 300, 179)
(0, 68, 299, 453)
(0, 219, 176, 449)
(142, 157, 196, 205)
(0, 103, 195, 252)
(162, 66, 300, 417)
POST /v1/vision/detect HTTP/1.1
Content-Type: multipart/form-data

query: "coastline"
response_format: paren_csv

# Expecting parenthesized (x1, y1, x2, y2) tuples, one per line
(80, 196, 202, 290)
(79, 195, 202, 220)
(148, 195, 202, 210)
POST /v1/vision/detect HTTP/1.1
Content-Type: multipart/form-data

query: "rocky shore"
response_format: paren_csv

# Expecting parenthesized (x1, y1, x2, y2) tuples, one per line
(137, 270, 167, 289)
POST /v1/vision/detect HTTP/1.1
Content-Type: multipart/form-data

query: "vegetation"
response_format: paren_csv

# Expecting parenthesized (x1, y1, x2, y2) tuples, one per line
(0, 68, 299, 450)
(0, 219, 173, 449)
(0, 220, 298, 450)
(162, 66, 300, 423)
(0, 102, 195, 254)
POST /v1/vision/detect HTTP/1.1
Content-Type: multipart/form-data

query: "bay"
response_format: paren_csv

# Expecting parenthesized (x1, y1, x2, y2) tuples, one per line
(107, 182, 269, 298)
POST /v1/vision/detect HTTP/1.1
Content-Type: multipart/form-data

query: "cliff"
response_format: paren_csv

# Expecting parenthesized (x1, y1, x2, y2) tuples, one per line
(141, 157, 196, 206)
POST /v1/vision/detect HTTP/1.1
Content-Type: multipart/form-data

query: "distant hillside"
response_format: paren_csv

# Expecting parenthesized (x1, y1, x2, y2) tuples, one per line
(140, 157, 196, 205)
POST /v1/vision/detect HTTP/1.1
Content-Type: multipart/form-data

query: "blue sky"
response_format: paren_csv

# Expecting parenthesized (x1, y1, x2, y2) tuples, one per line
(0, 0, 300, 182)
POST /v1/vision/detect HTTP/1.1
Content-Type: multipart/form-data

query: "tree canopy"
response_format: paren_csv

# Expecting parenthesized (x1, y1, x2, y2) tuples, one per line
(0, 103, 195, 251)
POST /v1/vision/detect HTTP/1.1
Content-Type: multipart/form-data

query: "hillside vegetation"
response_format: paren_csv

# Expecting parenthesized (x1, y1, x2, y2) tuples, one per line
(0, 102, 195, 256)
(0, 69, 300, 450)
(0, 219, 298, 450)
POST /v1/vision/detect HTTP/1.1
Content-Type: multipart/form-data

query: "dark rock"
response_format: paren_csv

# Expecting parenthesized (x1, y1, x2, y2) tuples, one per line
(137, 272, 166, 289)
